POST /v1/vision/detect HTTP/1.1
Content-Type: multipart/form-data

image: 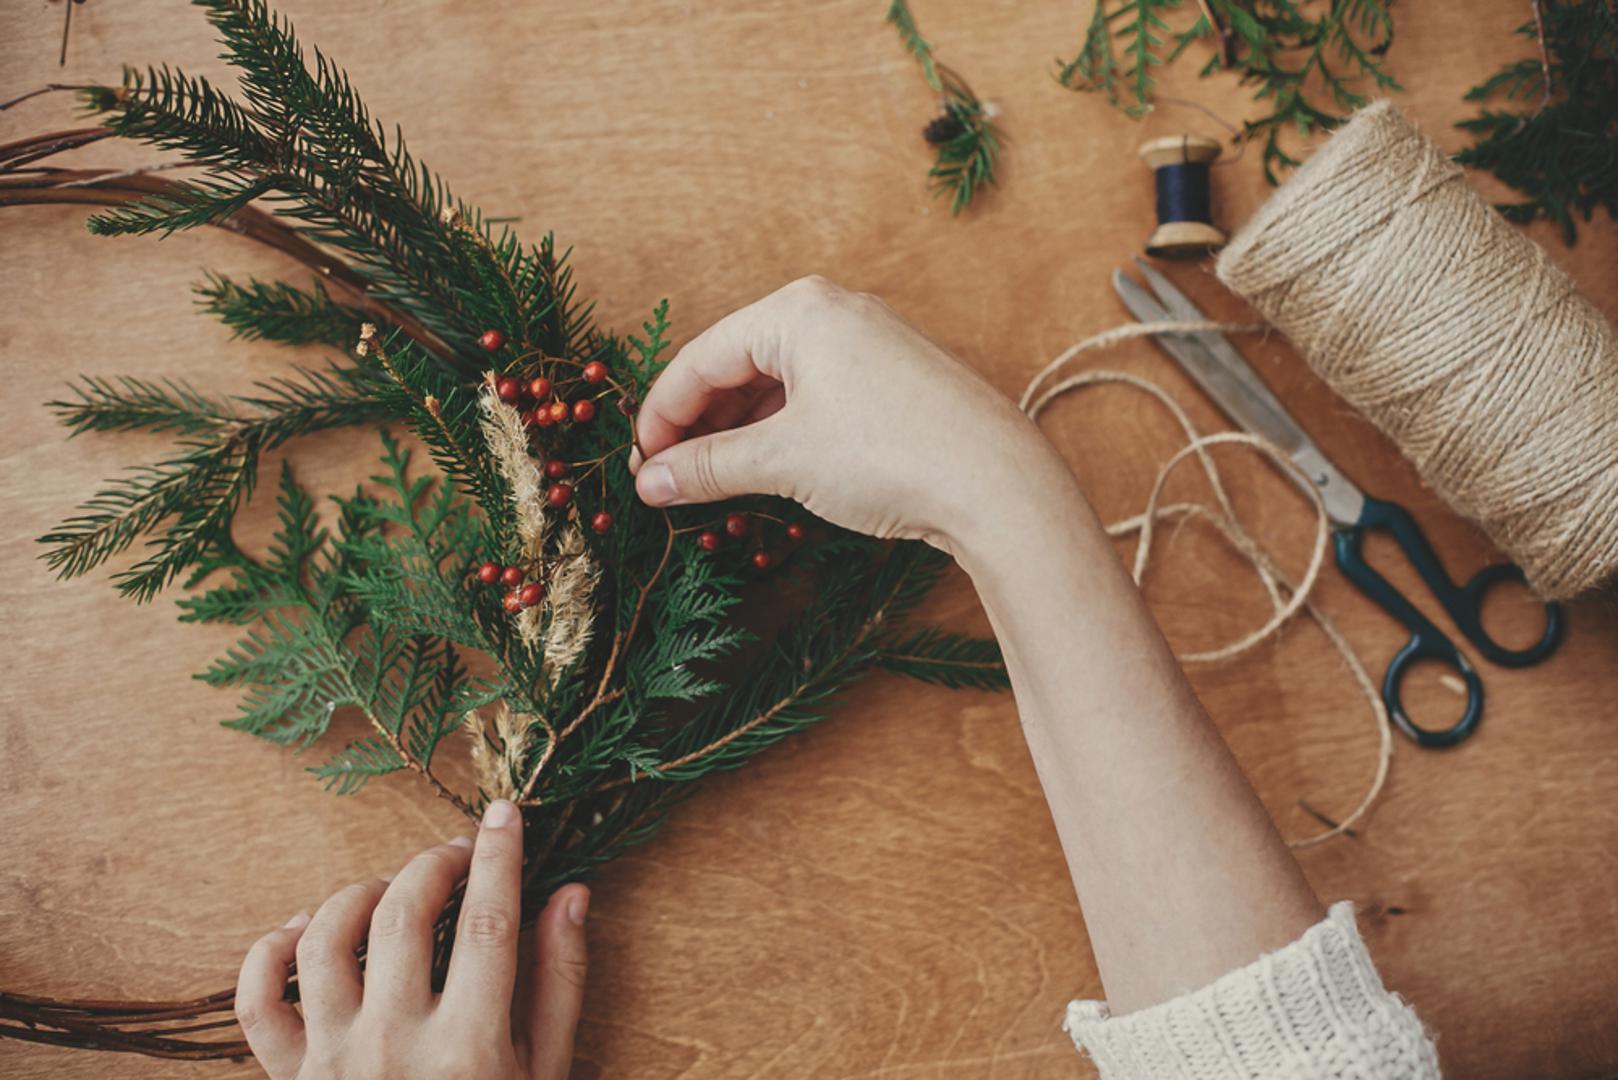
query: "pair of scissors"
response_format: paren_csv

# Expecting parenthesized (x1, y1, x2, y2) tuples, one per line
(1113, 259, 1563, 748)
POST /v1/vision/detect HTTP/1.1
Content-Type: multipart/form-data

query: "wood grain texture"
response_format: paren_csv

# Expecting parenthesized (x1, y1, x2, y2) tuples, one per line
(3, 2, 1616, 1077)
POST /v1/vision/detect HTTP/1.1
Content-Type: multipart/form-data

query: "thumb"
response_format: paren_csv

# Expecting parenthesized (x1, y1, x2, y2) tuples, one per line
(635, 419, 785, 507)
(521, 885, 589, 1080)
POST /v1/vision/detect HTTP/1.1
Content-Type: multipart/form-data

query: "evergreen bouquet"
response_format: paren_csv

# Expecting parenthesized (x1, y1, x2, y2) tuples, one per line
(0, 0, 1003, 1058)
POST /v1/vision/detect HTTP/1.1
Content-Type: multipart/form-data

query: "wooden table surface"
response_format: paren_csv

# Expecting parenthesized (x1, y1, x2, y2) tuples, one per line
(4, 2, 1617, 1077)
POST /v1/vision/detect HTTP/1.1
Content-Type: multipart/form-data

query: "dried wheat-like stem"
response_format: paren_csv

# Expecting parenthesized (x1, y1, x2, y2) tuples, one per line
(540, 525, 600, 676)
(464, 703, 536, 802)
(478, 383, 549, 559)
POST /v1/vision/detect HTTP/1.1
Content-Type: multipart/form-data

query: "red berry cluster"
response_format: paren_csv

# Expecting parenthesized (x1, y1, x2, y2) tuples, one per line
(477, 334, 626, 616)
(492, 372, 602, 430)
(695, 513, 808, 569)
(477, 560, 545, 613)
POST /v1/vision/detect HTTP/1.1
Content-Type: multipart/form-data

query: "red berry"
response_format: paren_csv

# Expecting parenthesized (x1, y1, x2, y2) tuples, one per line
(572, 398, 597, 423)
(548, 399, 569, 423)
(496, 376, 521, 403)
(547, 482, 574, 507)
(518, 582, 544, 608)
(724, 513, 749, 538)
(591, 511, 614, 534)
(528, 376, 552, 400)
(533, 406, 556, 427)
(752, 551, 772, 570)
(502, 590, 524, 614)
(500, 565, 524, 587)
(786, 522, 806, 542)
(479, 329, 507, 352)
(698, 530, 722, 552)
(583, 360, 608, 384)
(544, 459, 568, 479)
(477, 561, 502, 585)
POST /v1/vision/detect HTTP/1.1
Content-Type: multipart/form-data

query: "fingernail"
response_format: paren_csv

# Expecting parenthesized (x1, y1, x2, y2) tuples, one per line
(482, 799, 518, 829)
(448, 835, 475, 849)
(638, 462, 677, 505)
(381, 872, 396, 882)
(567, 891, 589, 927)
(284, 911, 311, 930)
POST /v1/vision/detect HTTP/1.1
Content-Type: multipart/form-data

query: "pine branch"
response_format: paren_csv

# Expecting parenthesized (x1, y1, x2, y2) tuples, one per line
(876, 627, 1009, 691)
(886, 0, 943, 91)
(39, 365, 386, 597)
(196, 273, 370, 349)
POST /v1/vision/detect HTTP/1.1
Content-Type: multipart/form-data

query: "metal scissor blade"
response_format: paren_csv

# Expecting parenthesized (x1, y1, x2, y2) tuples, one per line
(1127, 259, 1307, 455)
(1111, 267, 1367, 527)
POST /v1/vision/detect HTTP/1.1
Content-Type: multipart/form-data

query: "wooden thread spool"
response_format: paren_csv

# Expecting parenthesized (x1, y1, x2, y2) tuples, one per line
(1140, 134, 1227, 259)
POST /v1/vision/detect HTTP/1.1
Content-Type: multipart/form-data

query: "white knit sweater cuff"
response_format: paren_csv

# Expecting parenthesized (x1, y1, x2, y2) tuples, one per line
(1063, 902, 1440, 1079)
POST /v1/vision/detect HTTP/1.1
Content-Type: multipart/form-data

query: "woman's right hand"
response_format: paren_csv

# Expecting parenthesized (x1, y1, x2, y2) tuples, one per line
(629, 276, 1067, 555)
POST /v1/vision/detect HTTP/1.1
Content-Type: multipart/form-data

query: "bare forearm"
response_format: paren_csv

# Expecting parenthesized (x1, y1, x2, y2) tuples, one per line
(624, 278, 1323, 1013)
(955, 444, 1322, 1014)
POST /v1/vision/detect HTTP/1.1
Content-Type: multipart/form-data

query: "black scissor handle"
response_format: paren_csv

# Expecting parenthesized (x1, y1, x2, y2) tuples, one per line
(1334, 512, 1482, 748)
(1455, 562, 1563, 667)
(1380, 629, 1484, 749)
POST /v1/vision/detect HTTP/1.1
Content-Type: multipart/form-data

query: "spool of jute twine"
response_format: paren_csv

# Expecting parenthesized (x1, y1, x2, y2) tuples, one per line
(1215, 102, 1618, 601)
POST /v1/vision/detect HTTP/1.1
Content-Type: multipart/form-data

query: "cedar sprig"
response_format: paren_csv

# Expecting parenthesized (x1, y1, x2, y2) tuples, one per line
(1058, 0, 1400, 184)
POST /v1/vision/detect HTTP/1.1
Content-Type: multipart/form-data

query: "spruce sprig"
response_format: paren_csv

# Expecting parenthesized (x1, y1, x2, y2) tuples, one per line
(197, 274, 370, 349)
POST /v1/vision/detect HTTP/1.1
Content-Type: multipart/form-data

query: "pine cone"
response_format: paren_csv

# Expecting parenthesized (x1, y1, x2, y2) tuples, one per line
(922, 111, 965, 145)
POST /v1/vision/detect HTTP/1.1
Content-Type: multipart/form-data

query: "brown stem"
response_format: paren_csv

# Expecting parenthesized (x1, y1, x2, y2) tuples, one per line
(365, 708, 477, 822)
(1530, 0, 1554, 116)
(517, 515, 675, 803)
(1195, 0, 1238, 67)
(0, 157, 458, 366)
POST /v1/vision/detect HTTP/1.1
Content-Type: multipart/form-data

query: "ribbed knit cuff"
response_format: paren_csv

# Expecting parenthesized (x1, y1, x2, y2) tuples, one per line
(1063, 902, 1440, 1079)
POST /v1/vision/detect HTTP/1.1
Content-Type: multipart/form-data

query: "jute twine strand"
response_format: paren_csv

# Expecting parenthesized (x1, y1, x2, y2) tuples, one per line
(1020, 321, 1392, 848)
(1216, 101, 1618, 601)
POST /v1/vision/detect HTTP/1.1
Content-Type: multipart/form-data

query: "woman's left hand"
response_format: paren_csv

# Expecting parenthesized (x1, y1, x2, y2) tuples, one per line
(234, 800, 589, 1079)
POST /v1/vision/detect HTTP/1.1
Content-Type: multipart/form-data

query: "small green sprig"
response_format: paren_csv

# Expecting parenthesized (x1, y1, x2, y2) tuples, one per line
(886, 0, 1003, 214)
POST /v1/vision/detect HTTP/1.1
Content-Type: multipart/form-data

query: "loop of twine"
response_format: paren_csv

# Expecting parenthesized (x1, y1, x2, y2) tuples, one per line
(1021, 320, 1392, 849)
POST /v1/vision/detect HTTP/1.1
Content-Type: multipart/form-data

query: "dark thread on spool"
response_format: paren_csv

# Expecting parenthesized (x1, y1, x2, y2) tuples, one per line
(1155, 161, 1213, 227)
(1139, 135, 1228, 259)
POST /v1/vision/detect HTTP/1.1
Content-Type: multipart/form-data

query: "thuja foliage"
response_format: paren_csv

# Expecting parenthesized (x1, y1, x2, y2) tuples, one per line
(1057, 0, 1399, 183)
(886, 0, 1003, 213)
(33, 0, 1007, 904)
(1456, 0, 1618, 245)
